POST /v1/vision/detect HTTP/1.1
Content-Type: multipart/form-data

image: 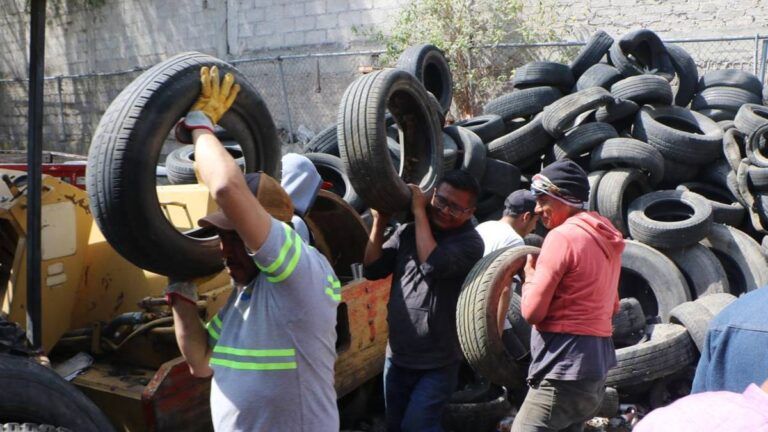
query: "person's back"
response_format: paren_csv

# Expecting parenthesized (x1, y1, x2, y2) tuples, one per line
(528, 211, 623, 336)
(476, 219, 522, 255)
(692, 287, 768, 394)
(512, 160, 624, 432)
(475, 189, 538, 256)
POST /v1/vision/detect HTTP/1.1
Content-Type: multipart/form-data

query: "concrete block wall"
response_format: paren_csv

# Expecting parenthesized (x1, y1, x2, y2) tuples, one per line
(0, 0, 407, 78)
(2, 0, 768, 154)
(529, 0, 768, 40)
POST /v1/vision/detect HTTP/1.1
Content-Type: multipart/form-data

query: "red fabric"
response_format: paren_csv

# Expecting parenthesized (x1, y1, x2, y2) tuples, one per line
(521, 211, 624, 337)
(166, 292, 196, 307)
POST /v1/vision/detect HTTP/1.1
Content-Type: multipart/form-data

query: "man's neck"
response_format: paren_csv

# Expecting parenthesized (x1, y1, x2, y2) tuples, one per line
(501, 215, 525, 237)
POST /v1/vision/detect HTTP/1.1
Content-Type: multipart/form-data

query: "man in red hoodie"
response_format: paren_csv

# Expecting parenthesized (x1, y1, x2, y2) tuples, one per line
(511, 160, 625, 432)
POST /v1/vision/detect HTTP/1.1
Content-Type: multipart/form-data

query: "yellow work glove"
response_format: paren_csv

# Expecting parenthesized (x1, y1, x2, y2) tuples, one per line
(175, 66, 241, 144)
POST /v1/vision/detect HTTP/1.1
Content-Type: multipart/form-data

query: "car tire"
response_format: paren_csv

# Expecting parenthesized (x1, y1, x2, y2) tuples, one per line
(456, 246, 540, 392)
(606, 323, 696, 389)
(595, 168, 652, 237)
(633, 105, 723, 165)
(627, 190, 713, 249)
(621, 240, 691, 322)
(165, 144, 245, 185)
(669, 301, 712, 353)
(0, 354, 114, 432)
(396, 44, 453, 112)
(590, 138, 665, 186)
(662, 244, 729, 300)
(700, 223, 768, 295)
(338, 68, 443, 213)
(303, 153, 365, 213)
(87, 52, 281, 278)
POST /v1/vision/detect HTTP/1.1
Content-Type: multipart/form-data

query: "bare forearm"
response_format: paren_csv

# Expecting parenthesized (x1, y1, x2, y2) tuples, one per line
(413, 209, 437, 263)
(364, 218, 388, 265)
(497, 284, 512, 336)
(171, 301, 213, 377)
(191, 129, 271, 250)
(192, 129, 243, 193)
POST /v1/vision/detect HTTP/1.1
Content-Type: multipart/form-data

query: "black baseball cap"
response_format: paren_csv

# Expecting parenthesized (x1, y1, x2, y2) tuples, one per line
(503, 189, 537, 216)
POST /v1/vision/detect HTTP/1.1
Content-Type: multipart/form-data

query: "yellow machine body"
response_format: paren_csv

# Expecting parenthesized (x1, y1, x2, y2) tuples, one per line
(0, 170, 389, 430)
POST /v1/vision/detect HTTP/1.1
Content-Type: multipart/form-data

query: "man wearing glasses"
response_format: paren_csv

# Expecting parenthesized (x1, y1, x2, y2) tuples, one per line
(512, 160, 625, 432)
(363, 170, 484, 432)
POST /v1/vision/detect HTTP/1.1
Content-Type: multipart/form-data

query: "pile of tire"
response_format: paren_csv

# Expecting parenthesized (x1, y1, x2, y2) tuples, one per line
(450, 28, 768, 421)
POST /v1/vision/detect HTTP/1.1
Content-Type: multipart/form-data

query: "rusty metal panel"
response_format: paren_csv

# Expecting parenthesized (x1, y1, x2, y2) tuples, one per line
(73, 361, 154, 431)
(142, 357, 214, 432)
(334, 277, 390, 398)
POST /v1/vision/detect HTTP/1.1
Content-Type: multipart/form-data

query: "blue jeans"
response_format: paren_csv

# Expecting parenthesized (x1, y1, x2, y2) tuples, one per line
(383, 358, 460, 432)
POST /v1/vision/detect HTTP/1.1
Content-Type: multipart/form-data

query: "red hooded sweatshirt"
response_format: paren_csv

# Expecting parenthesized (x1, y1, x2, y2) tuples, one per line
(521, 211, 625, 337)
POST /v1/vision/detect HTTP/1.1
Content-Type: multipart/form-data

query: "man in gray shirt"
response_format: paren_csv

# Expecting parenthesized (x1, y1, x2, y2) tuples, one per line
(167, 66, 339, 431)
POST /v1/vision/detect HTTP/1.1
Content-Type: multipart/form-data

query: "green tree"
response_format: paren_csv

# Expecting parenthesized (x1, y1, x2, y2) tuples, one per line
(358, 0, 563, 118)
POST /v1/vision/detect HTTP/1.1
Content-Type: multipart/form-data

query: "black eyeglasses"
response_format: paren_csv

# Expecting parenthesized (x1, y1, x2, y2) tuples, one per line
(432, 194, 471, 217)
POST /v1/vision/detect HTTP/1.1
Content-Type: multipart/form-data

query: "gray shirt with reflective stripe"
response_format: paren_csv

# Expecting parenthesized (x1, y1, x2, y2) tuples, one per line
(205, 218, 340, 432)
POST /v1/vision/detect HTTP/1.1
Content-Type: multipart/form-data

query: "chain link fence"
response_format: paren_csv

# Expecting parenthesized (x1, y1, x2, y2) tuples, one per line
(1, 35, 767, 156)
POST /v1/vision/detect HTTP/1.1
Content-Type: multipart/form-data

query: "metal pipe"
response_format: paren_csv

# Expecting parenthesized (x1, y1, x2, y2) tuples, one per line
(276, 58, 295, 143)
(755, 34, 760, 76)
(230, 49, 386, 64)
(494, 35, 764, 49)
(56, 76, 66, 145)
(26, 0, 46, 350)
(760, 39, 768, 84)
(0, 66, 146, 83)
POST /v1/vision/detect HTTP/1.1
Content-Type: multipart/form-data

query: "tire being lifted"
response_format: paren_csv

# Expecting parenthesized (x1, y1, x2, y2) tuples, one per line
(338, 69, 443, 213)
(0, 354, 114, 432)
(456, 245, 539, 393)
(87, 52, 281, 279)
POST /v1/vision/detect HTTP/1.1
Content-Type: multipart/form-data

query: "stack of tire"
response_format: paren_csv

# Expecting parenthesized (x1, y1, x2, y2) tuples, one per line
(450, 28, 768, 422)
(727, 104, 768, 237)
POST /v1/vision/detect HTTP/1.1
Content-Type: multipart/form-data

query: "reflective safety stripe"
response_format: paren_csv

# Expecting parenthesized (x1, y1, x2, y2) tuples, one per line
(267, 230, 302, 283)
(210, 345, 298, 371)
(256, 224, 294, 274)
(213, 346, 295, 357)
(324, 274, 341, 302)
(325, 287, 341, 301)
(206, 324, 220, 341)
(210, 358, 297, 370)
(206, 314, 223, 341)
